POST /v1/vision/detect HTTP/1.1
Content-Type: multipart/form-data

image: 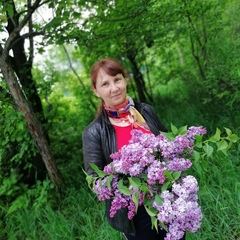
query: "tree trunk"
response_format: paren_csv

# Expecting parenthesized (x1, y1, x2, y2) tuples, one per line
(1, 0, 63, 188)
(0, 57, 63, 188)
(126, 48, 153, 103)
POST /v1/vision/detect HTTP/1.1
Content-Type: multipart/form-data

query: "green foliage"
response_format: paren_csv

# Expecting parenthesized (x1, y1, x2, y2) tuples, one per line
(0, 169, 21, 203)
(1, 0, 240, 239)
(1, 178, 123, 240)
(0, 105, 37, 174)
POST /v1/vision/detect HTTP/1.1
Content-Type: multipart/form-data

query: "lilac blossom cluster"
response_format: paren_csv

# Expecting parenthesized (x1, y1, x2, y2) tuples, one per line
(93, 176, 144, 219)
(91, 126, 206, 240)
(153, 175, 203, 240)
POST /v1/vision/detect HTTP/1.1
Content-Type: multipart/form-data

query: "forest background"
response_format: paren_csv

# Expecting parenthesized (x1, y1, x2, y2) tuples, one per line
(0, 0, 239, 239)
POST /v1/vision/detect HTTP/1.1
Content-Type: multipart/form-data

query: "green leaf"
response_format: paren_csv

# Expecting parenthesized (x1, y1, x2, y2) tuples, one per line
(173, 171, 181, 180)
(217, 140, 228, 151)
(7, 195, 29, 215)
(161, 132, 175, 140)
(163, 170, 172, 180)
(224, 127, 232, 136)
(220, 148, 228, 156)
(153, 217, 159, 232)
(141, 181, 151, 194)
(228, 134, 239, 143)
(193, 150, 200, 162)
(161, 180, 171, 192)
(141, 173, 148, 181)
(16, 135, 23, 142)
(144, 205, 158, 217)
(85, 175, 93, 188)
(210, 128, 221, 142)
(89, 163, 106, 178)
(17, 122, 24, 130)
(144, 197, 153, 207)
(171, 123, 178, 135)
(159, 221, 167, 231)
(118, 180, 131, 195)
(118, 186, 132, 195)
(128, 177, 141, 189)
(194, 135, 203, 146)
(7, 4, 14, 18)
(105, 175, 113, 189)
(118, 179, 123, 188)
(178, 125, 188, 135)
(201, 159, 209, 171)
(132, 192, 140, 211)
(154, 194, 163, 206)
(82, 169, 94, 188)
(203, 143, 213, 157)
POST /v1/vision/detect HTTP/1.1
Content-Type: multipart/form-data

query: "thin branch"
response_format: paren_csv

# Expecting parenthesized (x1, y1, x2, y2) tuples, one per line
(62, 45, 97, 110)
(10, 31, 45, 49)
(28, 0, 34, 65)
(3, 0, 51, 57)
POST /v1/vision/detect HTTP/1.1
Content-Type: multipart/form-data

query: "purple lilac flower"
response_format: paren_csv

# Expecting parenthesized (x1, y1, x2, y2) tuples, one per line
(173, 175, 199, 197)
(186, 126, 207, 147)
(110, 186, 145, 219)
(91, 126, 205, 238)
(139, 148, 155, 167)
(129, 129, 145, 143)
(110, 191, 128, 217)
(165, 222, 185, 240)
(153, 176, 202, 240)
(147, 160, 166, 185)
(156, 135, 175, 158)
(173, 135, 191, 155)
(166, 157, 192, 171)
(93, 176, 113, 201)
(187, 126, 207, 138)
(137, 132, 159, 149)
(128, 199, 137, 219)
(109, 138, 155, 176)
(127, 189, 144, 220)
(104, 163, 114, 174)
(117, 143, 145, 175)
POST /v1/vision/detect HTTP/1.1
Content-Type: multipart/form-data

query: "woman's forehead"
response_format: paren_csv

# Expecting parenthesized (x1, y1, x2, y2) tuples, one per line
(97, 69, 122, 80)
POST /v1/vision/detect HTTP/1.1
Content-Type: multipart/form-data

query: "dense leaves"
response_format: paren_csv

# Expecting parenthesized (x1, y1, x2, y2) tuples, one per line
(0, 0, 240, 239)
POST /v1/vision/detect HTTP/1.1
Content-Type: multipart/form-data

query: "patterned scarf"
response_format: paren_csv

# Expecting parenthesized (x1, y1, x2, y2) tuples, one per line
(104, 96, 150, 130)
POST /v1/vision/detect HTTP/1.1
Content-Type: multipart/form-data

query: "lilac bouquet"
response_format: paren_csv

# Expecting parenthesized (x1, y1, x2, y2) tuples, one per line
(88, 125, 207, 240)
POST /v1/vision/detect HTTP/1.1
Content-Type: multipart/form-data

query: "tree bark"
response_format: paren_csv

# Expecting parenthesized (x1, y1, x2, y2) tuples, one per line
(0, 0, 59, 185)
(0, 56, 63, 187)
(126, 48, 153, 103)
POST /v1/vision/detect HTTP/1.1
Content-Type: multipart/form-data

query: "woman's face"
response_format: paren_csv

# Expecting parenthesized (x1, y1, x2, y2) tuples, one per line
(93, 69, 127, 107)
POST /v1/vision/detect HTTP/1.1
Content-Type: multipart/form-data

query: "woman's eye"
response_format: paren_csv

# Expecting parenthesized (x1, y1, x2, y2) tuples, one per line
(102, 82, 108, 87)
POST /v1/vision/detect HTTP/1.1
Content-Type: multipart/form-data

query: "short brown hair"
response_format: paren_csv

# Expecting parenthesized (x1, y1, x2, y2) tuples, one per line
(90, 58, 126, 89)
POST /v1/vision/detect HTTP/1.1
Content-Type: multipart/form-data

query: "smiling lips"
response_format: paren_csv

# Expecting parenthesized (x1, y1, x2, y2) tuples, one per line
(112, 94, 121, 98)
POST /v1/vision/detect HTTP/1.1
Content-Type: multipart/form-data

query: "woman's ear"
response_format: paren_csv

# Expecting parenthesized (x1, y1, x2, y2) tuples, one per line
(93, 88, 100, 97)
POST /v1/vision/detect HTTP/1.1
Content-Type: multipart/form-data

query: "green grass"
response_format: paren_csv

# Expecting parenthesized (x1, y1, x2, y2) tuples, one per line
(1, 93, 240, 240)
(2, 144, 239, 240)
(2, 182, 124, 240)
(187, 149, 240, 240)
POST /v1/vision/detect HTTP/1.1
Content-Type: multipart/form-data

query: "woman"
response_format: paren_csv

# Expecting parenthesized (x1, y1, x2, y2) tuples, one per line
(82, 58, 184, 240)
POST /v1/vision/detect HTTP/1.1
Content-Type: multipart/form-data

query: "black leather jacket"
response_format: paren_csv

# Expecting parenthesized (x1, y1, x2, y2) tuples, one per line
(82, 100, 166, 235)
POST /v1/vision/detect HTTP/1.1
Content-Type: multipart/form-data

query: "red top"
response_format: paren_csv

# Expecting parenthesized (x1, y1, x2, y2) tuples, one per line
(113, 124, 151, 150)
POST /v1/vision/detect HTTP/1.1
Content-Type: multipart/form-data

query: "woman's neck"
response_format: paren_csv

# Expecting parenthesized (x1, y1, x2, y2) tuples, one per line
(108, 116, 131, 127)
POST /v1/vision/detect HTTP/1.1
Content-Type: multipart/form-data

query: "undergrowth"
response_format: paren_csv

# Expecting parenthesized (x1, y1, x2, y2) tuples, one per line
(1, 93, 240, 240)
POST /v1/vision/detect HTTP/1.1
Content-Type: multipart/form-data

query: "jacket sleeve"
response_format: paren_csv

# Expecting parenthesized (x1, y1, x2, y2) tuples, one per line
(82, 126, 106, 176)
(150, 104, 167, 132)
(141, 103, 168, 134)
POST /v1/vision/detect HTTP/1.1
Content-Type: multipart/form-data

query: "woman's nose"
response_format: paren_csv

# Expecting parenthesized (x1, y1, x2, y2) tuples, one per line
(111, 83, 119, 92)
